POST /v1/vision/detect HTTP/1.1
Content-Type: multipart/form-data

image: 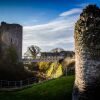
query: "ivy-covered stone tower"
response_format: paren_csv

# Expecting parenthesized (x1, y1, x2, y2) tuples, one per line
(73, 5, 100, 100)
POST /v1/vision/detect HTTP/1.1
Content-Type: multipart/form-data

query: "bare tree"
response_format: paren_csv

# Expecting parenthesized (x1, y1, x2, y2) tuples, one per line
(24, 45, 41, 59)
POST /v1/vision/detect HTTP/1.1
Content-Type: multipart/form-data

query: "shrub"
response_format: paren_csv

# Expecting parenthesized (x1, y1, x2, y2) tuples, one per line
(0, 46, 33, 80)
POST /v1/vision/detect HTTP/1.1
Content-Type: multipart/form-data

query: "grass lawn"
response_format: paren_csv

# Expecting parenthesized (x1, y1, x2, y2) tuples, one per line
(0, 75, 74, 100)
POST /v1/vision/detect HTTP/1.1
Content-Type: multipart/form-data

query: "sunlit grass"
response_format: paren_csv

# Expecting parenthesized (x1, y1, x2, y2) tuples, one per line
(0, 75, 74, 100)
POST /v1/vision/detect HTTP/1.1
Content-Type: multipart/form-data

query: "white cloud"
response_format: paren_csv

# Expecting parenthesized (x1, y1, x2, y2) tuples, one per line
(79, 3, 89, 8)
(59, 8, 82, 17)
(23, 7, 82, 55)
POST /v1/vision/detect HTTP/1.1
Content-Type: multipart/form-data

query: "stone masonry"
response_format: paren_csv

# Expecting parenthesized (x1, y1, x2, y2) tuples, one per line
(0, 22, 22, 61)
(73, 5, 100, 100)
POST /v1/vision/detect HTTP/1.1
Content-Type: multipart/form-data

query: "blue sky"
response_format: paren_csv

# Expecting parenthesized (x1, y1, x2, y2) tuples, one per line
(0, 0, 100, 55)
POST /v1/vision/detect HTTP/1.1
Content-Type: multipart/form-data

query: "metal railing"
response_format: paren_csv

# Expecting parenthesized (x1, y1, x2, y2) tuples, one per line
(0, 77, 37, 89)
(23, 57, 63, 64)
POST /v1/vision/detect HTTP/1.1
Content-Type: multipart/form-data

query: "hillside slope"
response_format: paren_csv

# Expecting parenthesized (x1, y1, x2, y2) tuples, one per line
(0, 76, 74, 100)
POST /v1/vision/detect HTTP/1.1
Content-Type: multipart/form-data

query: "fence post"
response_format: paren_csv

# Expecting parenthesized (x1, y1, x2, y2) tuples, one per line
(8, 81, 9, 88)
(0, 80, 2, 88)
(28, 79, 29, 86)
(15, 81, 16, 88)
(20, 80, 22, 88)
(66, 68, 67, 76)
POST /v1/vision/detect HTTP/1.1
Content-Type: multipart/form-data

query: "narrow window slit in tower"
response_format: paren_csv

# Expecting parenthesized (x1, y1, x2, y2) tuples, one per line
(11, 38, 12, 44)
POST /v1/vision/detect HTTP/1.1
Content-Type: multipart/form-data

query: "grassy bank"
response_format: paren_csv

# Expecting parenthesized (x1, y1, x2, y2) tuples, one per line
(0, 75, 74, 100)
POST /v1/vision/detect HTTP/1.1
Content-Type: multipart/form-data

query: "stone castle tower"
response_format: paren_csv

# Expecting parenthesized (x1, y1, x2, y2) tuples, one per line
(0, 22, 22, 61)
(73, 5, 100, 100)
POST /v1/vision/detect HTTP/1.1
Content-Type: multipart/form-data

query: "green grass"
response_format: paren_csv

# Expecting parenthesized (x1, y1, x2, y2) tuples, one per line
(0, 75, 74, 100)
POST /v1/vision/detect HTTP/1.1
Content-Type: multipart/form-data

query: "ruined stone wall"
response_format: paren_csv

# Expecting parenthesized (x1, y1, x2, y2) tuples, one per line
(73, 5, 100, 100)
(0, 25, 2, 57)
(0, 22, 22, 61)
